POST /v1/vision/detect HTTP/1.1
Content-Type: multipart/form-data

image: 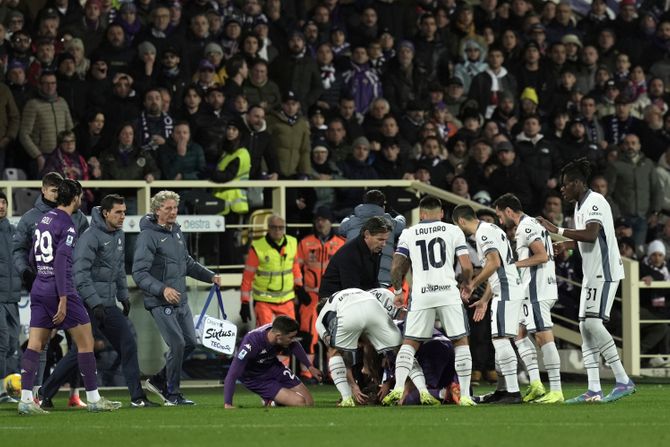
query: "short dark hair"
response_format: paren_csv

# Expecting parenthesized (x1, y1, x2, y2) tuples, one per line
(271, 315, 299, 334)
(57, 130, 75, 145)
(451, 204, 477, 223)
(42, 172, 64, 188)
(560, 157, 591, 184)
(493, 193, 522, 212)
(225, 55, 246, 78)
(100, 194, 125, 213)
(56, 179, 82, 207)
(361, 216, 392, 236)
(419, 196, 442, 210)
(363, 190, 386, 207)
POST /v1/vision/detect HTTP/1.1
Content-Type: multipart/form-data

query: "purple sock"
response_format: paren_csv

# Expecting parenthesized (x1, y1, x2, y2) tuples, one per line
(21, 349, 41, 391)
(77, 352, 99, 391)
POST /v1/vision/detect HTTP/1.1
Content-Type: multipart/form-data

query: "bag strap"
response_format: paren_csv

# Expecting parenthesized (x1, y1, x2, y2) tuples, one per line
(196, 285, 228, 329)
(195, 285, 217, 329)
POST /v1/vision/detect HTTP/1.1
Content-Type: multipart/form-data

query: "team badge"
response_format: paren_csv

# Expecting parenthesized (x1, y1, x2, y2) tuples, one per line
(65, 235, 74, 246)
(137, 157, 146, 167)
(164, 307, 173, 315)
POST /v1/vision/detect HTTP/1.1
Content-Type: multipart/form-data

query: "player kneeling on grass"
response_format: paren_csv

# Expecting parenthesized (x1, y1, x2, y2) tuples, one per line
(18, 180, 121, 415)
(223, 316, 322, 408)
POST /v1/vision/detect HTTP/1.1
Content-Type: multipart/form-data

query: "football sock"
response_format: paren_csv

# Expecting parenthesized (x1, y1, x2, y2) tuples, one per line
(590, 319, 630, 384)
(580, 321, 602, 392)
(408, 359, 428, 393)
(454, 345, 472, 398)
(328, 356, 352, 399)
(393, 344, 416, 392)
(20, 348, 40, 403)
(78, 352, 100, 403)
(515, 337, 540, 383)
(493, 338, 519, 393)
(35, 349, 47, 387)
(495, 359, 506, 391)
(541, 342, 562, 392)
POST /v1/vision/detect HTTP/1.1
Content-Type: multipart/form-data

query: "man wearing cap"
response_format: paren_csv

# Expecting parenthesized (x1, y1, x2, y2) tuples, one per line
(270, 30, 322, 111)
(156, 46, 189, 114)
(266, 91, 311, 178)
(469, 46, 517, 118)
(382, 40, 428, 117)
(516, 41, 554, 105)
(0, 191, 21, 403)
(20, 71, 74, 176)
(488, 140, 534, 212)
(545, 1, 579, 43)
(55, 52, 87, 124)
(295, 207, 346, 380)
(602, 94, 642, 146)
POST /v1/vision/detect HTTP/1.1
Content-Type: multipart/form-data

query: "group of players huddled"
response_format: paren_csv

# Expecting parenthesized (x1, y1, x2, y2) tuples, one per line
(9, 158, 636, 414)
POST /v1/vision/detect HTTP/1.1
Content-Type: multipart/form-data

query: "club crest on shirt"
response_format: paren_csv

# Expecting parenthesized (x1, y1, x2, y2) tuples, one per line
(164, 307, 173, 315)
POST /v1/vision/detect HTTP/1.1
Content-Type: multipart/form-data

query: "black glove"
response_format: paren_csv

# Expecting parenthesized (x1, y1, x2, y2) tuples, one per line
(22, 269, 36, 291)
(93, 305, 106, 327)
(295, 287, 312, 305)
(121, 300, 131, 317)
(240, 302, 251, 323)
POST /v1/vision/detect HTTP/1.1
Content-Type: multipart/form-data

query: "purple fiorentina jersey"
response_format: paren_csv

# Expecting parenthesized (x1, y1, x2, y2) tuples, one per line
(31, 209, 78, 298)
(236, 324, 283, 377)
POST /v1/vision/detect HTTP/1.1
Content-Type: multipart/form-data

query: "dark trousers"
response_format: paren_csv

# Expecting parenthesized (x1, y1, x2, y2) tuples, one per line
(468, 300, 495, 372)
(42, 306, 144, 401)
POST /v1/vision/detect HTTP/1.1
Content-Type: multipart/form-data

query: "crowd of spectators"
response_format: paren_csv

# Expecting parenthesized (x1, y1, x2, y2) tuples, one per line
(1, 0, 670, 360)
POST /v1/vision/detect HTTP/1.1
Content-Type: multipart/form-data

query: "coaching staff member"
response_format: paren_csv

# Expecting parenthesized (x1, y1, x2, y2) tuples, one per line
(319, 216, 392, 298)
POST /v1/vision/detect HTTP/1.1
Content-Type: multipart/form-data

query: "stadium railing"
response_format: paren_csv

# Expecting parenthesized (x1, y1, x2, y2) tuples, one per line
(2, 179, 665, 377)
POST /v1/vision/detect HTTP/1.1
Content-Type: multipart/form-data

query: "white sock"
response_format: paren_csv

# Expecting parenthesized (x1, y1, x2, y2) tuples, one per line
(21, 390, 34, 403)
(591, 322, 630, 384)
(495, 359, 506, 391)
(408, 360, 428, 393)
(86, 389, 101, 403)
(515, 337, 541, 383)
(541, 342, 562, 392)
(328, 356, 352, 399)
(493, 338, 519, 393)
(580, 321, 602, 392)
(393, 344, 416, 392)
(454, 345, 472, 398)
(32, 385, 40, 395)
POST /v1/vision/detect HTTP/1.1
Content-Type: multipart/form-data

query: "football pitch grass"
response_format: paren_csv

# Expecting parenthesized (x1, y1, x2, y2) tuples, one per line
(1, 383, 669, 447)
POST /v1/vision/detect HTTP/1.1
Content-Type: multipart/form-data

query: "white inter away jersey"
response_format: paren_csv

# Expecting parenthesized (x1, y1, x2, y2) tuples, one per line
(574, 190, 624, 282)
(396, 220, 469, 309)
(515, 215, 558, 302)
(475, 222, 523, 301)
(315, 288, 378, 340)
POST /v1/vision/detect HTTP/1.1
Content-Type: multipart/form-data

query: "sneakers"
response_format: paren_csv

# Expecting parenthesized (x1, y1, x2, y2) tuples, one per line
(18, 400, 50, 415)
(523, 380, 546, 403)
(565, 389, 603, 404)
(419, 390, 441, 406)
(131, 397, 161, 408)
(534, 390, 565, 404)
(40, 397, 54, 409)
(338, 396, 355, 407)
(88, 397, 122, 412)
(68, 395, 88, 408)
(145, 376, 169, 403)
(489, 391, 523, 405)
(165, 393, 195, 406)
(381, 388, 403, 406)
(602, 380, 636, 403)
(474, 389, 506, 404)
(0, 392, 18, 404)
(459, 395, 477, 406)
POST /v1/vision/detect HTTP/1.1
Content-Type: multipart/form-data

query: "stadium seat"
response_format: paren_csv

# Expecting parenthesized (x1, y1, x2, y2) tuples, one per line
(2, 168, 28, 181)
(13, 188, 40, 215)
(241, 209, 274, 245)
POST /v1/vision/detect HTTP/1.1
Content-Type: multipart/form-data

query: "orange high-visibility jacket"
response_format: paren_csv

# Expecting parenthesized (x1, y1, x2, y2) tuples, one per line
(296, 233, 346, 294)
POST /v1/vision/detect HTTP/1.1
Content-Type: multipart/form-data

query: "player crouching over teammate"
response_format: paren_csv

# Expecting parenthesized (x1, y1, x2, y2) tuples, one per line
(18, 180, 121, 415)
(223, 316, 322, 408)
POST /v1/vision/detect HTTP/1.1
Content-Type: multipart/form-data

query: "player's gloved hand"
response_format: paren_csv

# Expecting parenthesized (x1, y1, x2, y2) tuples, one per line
(240, 302, 251, 323)
(295, 287, 311, 305)
(121, 300, 131, 317)
(93, 305, 106, 327)
(22, 269, 36, 291)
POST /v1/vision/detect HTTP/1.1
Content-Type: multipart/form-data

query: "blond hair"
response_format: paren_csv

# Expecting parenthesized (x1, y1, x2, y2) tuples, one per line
(150, 190, 180, 213)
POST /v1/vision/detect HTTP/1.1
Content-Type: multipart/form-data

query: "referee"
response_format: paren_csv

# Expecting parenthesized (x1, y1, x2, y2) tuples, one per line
(319, 216, 392, 298)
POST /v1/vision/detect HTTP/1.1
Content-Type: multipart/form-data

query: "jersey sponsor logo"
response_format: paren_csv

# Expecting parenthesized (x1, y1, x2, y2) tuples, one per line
(481, 236, 488, 241)
(421, 284, 451, 293)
